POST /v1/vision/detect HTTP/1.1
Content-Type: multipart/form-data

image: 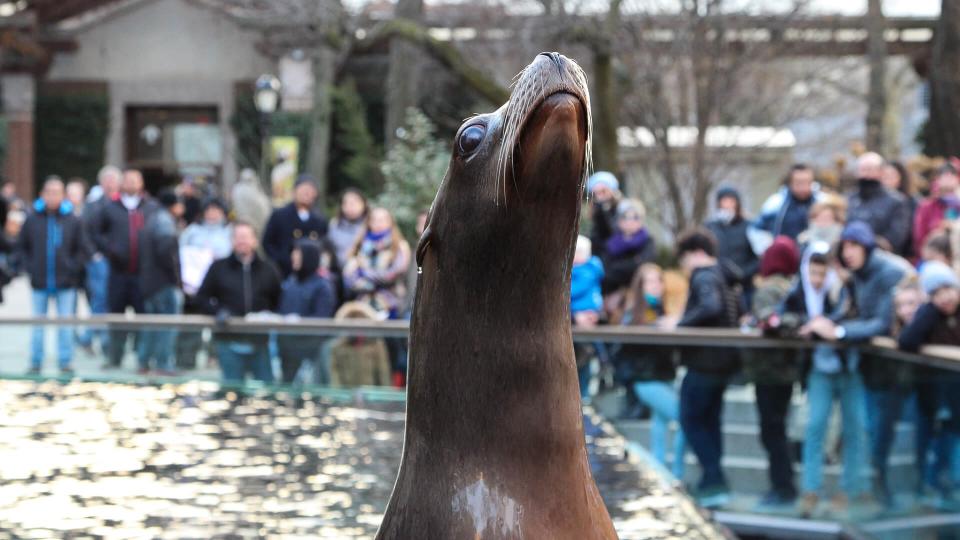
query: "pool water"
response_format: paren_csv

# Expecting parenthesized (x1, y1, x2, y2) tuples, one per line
(0, 380, 726, 539)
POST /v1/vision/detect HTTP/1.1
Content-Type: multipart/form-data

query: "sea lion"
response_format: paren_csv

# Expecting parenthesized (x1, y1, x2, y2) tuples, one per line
(376, 52, 617, 540)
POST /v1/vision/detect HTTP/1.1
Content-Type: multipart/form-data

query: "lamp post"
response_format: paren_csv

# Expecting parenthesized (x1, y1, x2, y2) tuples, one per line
(254, 74, 281, 194)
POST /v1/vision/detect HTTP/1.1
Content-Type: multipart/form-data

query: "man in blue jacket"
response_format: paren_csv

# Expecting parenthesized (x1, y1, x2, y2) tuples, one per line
(19, 177, 85, 374)
(800, 221, 908, 507)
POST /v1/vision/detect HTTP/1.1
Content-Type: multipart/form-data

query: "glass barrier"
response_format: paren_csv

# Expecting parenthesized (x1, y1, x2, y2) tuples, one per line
(3, 317, 960, 538)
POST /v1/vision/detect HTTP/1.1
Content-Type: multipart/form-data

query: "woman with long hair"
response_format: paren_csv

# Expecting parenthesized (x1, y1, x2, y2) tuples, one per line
(343, 206, 411, 318)
(613, 263, 685, 478)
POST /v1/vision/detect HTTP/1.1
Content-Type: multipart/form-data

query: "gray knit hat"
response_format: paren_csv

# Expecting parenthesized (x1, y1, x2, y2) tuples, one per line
(920, 261, 960, 296)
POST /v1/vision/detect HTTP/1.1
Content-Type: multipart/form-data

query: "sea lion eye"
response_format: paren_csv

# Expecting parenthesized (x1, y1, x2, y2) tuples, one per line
(458, 125, 485, 154)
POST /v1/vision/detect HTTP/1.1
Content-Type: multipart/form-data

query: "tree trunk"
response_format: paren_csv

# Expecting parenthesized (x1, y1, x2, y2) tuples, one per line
(306, 46, 336, 202)
(929, 0, 960, 157)
(865, 0, 887, 154)
(591, 0, 623, 176)
(385, 0, 424, 147)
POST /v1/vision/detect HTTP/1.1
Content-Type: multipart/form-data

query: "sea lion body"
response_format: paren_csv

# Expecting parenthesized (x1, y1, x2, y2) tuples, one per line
(377, 53, 617, 540)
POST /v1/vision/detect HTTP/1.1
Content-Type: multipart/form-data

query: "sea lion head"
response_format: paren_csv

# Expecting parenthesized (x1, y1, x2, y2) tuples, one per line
(417, 52, 591, 287)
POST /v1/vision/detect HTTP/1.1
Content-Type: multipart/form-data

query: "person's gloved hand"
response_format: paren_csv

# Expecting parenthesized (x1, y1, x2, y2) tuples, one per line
(215, 308, 231, 328)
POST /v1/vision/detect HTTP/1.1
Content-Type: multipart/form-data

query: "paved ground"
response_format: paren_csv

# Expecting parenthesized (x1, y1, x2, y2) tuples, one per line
(0, 277, 221, 382)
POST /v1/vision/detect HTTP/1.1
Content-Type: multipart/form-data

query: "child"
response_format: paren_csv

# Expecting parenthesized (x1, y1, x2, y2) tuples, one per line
(329, 301, 392, 387)
(900, 262, 960, 506)
(277, 240, 337, 383)
(790, 242, 866, 517)
(614, 263, 685, 478)
(571, 235, 604, 402)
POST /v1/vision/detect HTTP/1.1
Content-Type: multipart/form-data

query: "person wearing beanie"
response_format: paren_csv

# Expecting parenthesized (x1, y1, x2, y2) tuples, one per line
(587, 171, 622, 259)
(847, 152, 912, 256)
(742, 235, 802, 506)
(786, 243, 867, 516)
(900, 261, 960, 502)
(803, 219, 910, 507)
(262, 173, 328, 277)
(177, 196, 233, 370)
(277, 239, 337, 384)
(707, 186, 759, 305)
(600, 198, 656, 296)
(137, 187, 183, 375)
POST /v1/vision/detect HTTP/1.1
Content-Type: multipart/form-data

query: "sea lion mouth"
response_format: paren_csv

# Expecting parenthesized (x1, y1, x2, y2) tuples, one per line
(494, 53, 592, 205)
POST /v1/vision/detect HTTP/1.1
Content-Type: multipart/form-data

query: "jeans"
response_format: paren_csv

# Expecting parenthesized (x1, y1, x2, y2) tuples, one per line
(802, 370, 867, 496)
(755, 383, 797, 497)
(216, 341, 273, 383)
(107, 272, 144, 367)
(915, 374, 960, 489)
(866, 387, 908, 490)
(137, 286, 181, 371)
(31, 288, 78, 370)
(277, 336, 326, 384)
(680, 370, 728, 488)
(635, 380, 686, 479)
(77, 257, 109, 348)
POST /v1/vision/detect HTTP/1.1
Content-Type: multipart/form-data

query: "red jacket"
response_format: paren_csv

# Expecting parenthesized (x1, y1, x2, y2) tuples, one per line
(914, 197, 950, 254)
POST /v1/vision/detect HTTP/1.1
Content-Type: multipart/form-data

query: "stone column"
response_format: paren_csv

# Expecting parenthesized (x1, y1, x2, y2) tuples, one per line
(3, 74, 36, 198)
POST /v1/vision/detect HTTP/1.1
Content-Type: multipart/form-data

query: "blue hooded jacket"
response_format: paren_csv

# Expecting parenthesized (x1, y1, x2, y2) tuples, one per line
(571, 256, 604, 313)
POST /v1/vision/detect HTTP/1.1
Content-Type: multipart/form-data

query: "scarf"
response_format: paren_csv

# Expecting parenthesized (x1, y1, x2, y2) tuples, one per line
(605, 228, 649, 258)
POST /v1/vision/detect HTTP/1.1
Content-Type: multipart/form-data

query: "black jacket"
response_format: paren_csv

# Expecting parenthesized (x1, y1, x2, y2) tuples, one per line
(93, 195, 159, 275)
(196, 253, 281, 316)
(139, 208, 180, 298)
(706, 217, 759, 288)
(589, 200, 618, 258)
(678, 264, 740, 375)
(262, 203, 328, 277)
(847, 180, 911, 255)
(18, 203, 85, 290)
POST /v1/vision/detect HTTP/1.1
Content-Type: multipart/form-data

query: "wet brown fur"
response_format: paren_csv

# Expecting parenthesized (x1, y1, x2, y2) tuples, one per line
(376, 53, 617, 540)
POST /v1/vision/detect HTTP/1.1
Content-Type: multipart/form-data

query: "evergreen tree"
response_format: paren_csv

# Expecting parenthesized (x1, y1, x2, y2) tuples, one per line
(378, 108, 448, 238)
(331, 80, 381, 195)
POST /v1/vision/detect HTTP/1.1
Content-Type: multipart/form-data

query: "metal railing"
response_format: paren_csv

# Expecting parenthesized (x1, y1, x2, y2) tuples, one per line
(4, 314, 958, 370)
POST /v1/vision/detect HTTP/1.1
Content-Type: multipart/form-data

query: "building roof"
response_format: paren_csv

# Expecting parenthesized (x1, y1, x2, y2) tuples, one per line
(618, 126, 796, 149)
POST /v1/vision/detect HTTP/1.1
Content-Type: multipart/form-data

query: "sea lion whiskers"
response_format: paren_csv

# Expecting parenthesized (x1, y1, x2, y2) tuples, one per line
(493, 55, 593, 207)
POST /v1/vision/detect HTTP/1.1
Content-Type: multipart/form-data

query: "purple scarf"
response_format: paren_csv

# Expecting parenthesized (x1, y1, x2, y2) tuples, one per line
(605, 229, 649, 258)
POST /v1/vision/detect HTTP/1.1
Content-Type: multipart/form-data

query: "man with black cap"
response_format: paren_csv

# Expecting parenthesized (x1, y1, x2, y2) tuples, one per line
(800, 220, 910, 507)
(262, 174, 327, 277)
(137, 188, 182, 374)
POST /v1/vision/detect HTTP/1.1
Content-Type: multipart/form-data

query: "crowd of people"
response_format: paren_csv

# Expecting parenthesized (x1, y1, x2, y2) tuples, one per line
(576, 152, 960, 515)
(10, 148, 960, 516)
(11, 166, 419, 388)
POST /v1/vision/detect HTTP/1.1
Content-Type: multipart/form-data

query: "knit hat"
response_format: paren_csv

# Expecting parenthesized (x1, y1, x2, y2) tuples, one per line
(294, 174, 318, 189)
(157, 188, 180, 209)
(616, 198, 646, 221)
(202, 196, 229, 214)
(587, 171, 619, 193)
(840, 221, 876, 251)
(715, 186, 741, 204)
(760, 235, 800, 277)
(920, 261, 960, 295)
(575, 235, 592, 260)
